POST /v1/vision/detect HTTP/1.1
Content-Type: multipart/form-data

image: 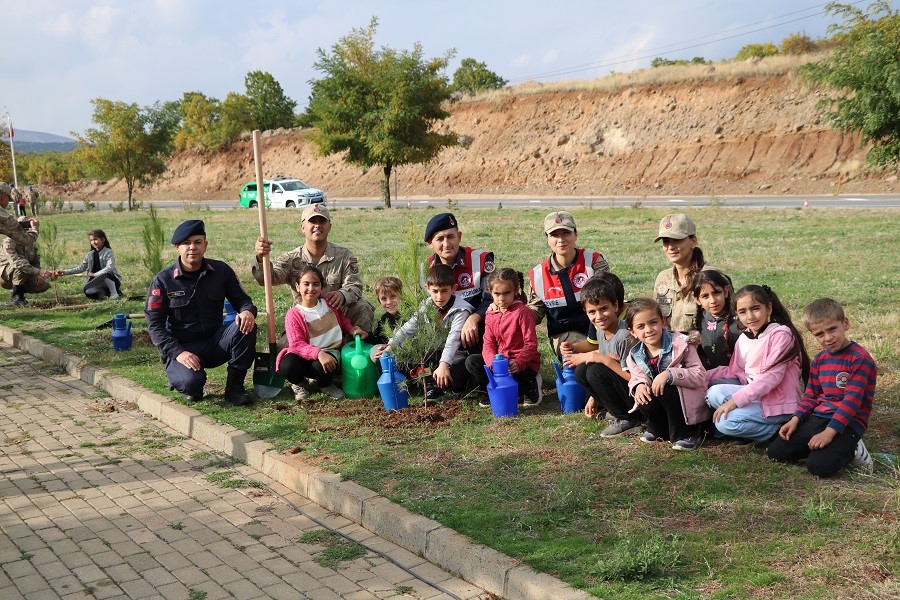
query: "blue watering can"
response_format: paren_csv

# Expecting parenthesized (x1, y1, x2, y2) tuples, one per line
(111, 313, 132, 352)
(223, 299, 237, 326)
(552, 360, 586, 414)
(484, 354, 518, 417)
(377, 352, 409, 411)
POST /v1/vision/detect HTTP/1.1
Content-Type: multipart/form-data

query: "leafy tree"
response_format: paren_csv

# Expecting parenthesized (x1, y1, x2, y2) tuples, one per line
(780, 32, 819, 55)
(650, 56, 710, 68)
(146, 99, 182, 153)
(734, 43, 779, 60)
(174, 92, 221, 150)
(0, 141, 12, 181)
(20, 152, 88, 184)
(244, 70, 297, 132)
(307, 17, 457, 207)
(801, 1, 900, 167)
(451, 58, 507, 94)
(219, 91, 254, 140)
(72, 98, 169, 210)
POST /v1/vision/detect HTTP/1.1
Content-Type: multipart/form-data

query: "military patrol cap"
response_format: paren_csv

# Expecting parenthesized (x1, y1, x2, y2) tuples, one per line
(424, 212, 458, 242)
(654, 213, 696, 242)
(543, 211, 577, 235)
(301, 203, 331, 223)
(0, 182, 10, 197)
(171, 219, 206, 244)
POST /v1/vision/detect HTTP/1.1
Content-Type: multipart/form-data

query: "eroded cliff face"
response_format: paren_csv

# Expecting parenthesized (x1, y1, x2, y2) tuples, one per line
(58, 74, 897, 203)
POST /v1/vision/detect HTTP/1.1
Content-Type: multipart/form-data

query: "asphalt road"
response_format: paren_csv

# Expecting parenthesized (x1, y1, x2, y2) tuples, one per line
(136, 193, 900, 211)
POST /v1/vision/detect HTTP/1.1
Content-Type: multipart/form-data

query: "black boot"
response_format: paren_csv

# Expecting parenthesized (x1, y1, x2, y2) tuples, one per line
(10, 285, 27, 307)
(224, 368, 252, 406)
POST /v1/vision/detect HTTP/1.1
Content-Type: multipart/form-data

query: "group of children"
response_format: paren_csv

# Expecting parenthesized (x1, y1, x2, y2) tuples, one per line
(269, 211, 879, 478)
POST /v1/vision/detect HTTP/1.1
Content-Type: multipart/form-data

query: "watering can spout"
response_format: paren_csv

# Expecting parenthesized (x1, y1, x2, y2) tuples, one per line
(552, 360, 563, 379)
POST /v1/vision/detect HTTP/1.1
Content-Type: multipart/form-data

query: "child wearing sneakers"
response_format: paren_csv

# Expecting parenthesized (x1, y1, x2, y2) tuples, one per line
(374, 264, 473, 401)
(465, 268, 542, 406)
(625, 298, 710, 451)
(768, 298, 877, 477)
(561, 274, 641, 437)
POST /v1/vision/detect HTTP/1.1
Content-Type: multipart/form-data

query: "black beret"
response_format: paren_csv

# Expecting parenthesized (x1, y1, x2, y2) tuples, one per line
(424, 212, 458, 243)
(171, 219, 206, 244)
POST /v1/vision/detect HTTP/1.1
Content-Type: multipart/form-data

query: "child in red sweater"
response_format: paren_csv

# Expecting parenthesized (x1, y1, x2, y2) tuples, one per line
(465, 268, 542, 406)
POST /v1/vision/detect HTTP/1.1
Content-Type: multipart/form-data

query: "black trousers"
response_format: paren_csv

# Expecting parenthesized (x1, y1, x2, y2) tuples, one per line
(164, 322, 257, 394)
(277, 353, 336, 388)
(465, 353, 538, 397)
(767, 415, 860, 478)
(574, 362, 633, 421)
(636, 384, 697, 441)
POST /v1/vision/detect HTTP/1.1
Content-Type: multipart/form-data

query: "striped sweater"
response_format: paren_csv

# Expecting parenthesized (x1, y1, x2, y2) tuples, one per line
(794, 341, 877, 436)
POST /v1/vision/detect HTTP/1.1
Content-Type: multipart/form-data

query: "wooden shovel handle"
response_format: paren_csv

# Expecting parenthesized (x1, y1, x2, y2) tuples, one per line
(252, 130, 278, 346)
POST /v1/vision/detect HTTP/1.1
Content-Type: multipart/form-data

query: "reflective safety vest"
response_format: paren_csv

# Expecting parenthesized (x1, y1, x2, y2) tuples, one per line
(529, 248, 602, 336)
(423, 247, 494, 310)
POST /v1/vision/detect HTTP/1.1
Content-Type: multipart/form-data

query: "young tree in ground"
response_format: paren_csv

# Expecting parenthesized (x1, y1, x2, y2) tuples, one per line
(451, 58, 507, 94)
(244, 70, 297, 132)
(307, 17, 457, 208)
(801, 1, 900, 168)
(73, 99, 169, 210)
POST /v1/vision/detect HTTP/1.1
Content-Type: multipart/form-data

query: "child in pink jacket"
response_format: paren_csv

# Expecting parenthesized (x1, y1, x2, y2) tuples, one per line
(706, 285, 810, 444)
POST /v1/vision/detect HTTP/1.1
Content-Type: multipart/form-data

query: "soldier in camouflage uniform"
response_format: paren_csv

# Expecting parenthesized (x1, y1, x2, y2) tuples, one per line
(0, 183, 38, 247)
(27, 185, 39, 216)
(253, 204, 375, 333)
(0, 216, 51, 306)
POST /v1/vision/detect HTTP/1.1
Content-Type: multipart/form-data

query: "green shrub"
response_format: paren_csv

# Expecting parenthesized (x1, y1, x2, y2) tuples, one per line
(592, 529, 680, 581)
(735, 42, 779, 60)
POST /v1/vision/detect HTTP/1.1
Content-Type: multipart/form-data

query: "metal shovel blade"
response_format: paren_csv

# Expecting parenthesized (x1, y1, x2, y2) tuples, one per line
(253, 344, 284, 398)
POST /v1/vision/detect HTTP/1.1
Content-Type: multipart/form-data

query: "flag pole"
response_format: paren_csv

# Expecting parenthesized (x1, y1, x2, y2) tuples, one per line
(6, 113, 17, 188)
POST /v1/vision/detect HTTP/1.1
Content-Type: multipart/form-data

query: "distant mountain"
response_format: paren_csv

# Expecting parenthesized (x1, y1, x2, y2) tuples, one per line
(1, 129, 76, 153)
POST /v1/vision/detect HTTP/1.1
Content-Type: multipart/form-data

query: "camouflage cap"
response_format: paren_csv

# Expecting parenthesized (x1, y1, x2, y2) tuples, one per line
(0, 182, 10, 197)
(543, 211, 577, 235)
(301, 203, 331, 222)
(654, 213, 696, 242)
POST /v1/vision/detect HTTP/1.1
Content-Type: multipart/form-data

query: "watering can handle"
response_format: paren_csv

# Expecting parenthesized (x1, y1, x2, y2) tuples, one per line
(484, 365, 497, 387)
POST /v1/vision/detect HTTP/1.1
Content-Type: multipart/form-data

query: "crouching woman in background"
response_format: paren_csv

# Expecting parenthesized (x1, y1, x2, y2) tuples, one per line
(56, 229, 123, 299)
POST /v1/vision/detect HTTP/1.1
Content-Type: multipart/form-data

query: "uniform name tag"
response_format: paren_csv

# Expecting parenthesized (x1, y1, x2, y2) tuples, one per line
(168, 291, 186, 298)
(544, 298, 566, 308)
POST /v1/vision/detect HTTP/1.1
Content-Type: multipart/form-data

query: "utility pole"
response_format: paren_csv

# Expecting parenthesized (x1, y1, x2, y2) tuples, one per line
(5, 113, 17, 188)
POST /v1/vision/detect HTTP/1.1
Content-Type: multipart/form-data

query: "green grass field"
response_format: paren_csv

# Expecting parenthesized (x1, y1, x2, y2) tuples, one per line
(2, 205, 898, 599)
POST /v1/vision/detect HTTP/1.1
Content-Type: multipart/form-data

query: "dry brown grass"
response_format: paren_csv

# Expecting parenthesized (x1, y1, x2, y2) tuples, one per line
(472, 52, 830, 100)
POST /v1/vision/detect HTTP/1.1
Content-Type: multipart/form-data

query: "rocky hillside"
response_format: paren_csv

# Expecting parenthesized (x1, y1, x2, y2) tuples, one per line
(58, 72, 898, 203)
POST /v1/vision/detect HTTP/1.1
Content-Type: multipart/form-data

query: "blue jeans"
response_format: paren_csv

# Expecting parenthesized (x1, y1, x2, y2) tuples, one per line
(706, 384, 789, 442)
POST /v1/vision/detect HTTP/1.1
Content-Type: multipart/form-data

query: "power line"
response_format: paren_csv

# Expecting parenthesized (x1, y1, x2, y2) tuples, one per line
(508, 0, 865, 83)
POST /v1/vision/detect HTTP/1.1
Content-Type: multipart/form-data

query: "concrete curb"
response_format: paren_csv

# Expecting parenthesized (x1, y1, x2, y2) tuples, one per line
(0, 325, 593, 600)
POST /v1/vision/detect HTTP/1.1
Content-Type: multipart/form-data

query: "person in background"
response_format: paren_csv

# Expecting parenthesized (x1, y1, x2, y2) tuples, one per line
(528, 211, 610, 356)
(653, 214, 707, 337)
(55, 229, 123, 300)
(0, 215, 50, 306)
(0, 182, 38, 247)
(146, 220, 257, 406)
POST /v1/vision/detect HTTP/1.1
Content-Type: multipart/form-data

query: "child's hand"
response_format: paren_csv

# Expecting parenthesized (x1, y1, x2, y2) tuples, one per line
(713, 398, 736, 423)
(372, 344, 388, 359)
(584, 396, 598, 418)
(508, 359, 520, 373)
(318, 351, 337, 373)
(651, 370, 669, 396)
(808, 427, 837, 450)
(562, 350, 586, 367)
(595, 353, 620, 369)
(349, 326, 367, 339)
(632, 383, 652, 407)
(779, 418, 798, 440)
(433, 362, 452, 388)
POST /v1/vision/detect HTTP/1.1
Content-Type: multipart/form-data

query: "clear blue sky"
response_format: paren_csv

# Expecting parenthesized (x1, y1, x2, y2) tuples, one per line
(1, 0, 890, 137)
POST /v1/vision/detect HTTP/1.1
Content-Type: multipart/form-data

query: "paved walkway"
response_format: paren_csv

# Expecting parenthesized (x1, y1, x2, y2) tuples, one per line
(0, 342, 490, 600)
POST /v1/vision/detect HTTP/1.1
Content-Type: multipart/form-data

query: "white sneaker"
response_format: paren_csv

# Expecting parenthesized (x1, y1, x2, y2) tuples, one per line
(320, 384, 345, 399)
(292, 383, 309, 401)
(849, 439, 874, 475)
